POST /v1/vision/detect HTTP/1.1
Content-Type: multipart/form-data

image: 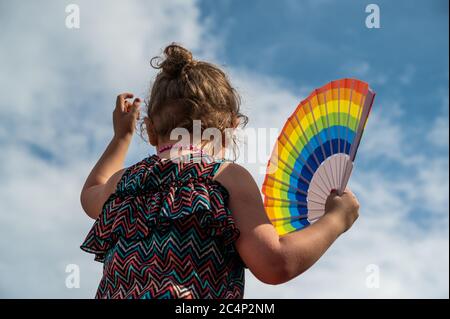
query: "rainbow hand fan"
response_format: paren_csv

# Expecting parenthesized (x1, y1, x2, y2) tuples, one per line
(262, 78, 376, 236)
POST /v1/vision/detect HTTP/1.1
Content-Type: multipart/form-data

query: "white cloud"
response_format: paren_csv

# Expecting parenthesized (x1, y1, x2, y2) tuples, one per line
(228, 68, 302, 176)
(416, 157, 449, 216)
(0, 0, 208, 298)
(427, 96, 449, 149)
(0, 148, 101, 297)
(341, 61, 388, 86)
(0, 0, 448, 299)
(428, 116, 450, 148)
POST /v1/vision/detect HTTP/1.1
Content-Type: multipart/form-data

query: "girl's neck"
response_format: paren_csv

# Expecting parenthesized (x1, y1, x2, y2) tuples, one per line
(157, 141, 204, 159)
(156, 140, 226, 160)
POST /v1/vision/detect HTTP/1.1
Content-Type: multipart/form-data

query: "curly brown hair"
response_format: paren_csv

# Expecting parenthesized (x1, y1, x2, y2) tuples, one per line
(141, 43, 247, 154)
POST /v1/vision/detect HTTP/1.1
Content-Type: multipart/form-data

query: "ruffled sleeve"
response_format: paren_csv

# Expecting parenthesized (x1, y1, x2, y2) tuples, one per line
(80, 163, 240, 263)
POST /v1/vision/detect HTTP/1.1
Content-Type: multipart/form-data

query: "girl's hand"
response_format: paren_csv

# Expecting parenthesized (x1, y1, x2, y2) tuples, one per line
(325, 188, 360, 233)
(113, 93, 141, 139)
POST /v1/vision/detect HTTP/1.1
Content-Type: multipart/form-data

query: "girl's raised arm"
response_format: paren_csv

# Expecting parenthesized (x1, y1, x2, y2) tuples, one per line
(80, 93, 140, 219)
(215, 163, 359, 285)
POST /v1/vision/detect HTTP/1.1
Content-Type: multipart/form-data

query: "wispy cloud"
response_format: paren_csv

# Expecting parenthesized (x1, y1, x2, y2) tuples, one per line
(341, 61, 388, 86)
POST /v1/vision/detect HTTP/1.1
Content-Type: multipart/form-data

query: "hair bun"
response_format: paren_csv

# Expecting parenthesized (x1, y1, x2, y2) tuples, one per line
(157, 43, 194, 77)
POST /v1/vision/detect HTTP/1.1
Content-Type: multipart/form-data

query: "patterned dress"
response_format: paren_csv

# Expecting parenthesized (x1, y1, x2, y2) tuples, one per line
(80, 153, 245, 299)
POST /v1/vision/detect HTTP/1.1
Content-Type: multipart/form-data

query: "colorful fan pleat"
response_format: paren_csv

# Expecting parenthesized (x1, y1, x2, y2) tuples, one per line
(262, 78, 376, 236)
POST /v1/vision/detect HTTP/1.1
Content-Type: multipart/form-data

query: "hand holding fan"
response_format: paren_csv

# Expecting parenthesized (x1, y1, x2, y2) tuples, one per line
(262, 78, 376, 236)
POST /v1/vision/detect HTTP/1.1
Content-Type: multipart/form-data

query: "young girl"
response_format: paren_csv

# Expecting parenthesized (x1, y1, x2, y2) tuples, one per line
(80, 44, 360, 299)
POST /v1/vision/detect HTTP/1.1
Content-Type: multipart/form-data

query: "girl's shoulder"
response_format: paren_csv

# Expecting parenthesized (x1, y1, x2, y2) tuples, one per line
(213, 162, 257, 197)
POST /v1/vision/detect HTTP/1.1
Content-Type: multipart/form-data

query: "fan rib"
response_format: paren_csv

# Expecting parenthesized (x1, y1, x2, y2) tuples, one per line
(265, 175, 310, 197)
(342, 79, 355, 156)
(306, 99, 334, 190)
(336, 81, 343, 190)
(336, 79, 354, 194)
(270, 214, 322, 223)
(349, 88, 376, 161)
(281, 131, 310, 173)
(280, 131, 315, 176)
(276, 156, 328, 197)
(265, 196, 307, 206)
(321, 88, 337, 189)
(292, 114, 322, 168)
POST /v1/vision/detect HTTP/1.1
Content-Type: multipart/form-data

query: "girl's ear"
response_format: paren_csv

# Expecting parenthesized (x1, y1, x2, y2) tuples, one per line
(144, 117, 158, 146)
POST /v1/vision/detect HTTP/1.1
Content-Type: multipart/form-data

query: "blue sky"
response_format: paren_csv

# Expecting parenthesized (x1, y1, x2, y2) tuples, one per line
(201, 0, 448, 92)
(200, 0, 449, 128)
(0, 0, 448, 298)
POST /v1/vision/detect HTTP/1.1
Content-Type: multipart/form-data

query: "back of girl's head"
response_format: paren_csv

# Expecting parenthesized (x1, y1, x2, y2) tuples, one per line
(143, 43, 247, 149)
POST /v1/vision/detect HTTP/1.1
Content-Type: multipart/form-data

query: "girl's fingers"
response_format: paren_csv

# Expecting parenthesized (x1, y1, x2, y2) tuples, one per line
(118, 93, 134, 101)
(131, 98, 141, 116)
(123, 99, 141, 120)
(116, 92, 134, 111)
(124, 97, 141, 113)
(132, 98, 141, 107)
(342, 188, 357, 200)
(131, 104, 140, 119)
(123, 100, 130, 112)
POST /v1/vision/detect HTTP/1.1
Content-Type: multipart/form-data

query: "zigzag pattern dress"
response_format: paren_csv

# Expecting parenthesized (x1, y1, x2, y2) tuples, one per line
(80, 153, 245, 299)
